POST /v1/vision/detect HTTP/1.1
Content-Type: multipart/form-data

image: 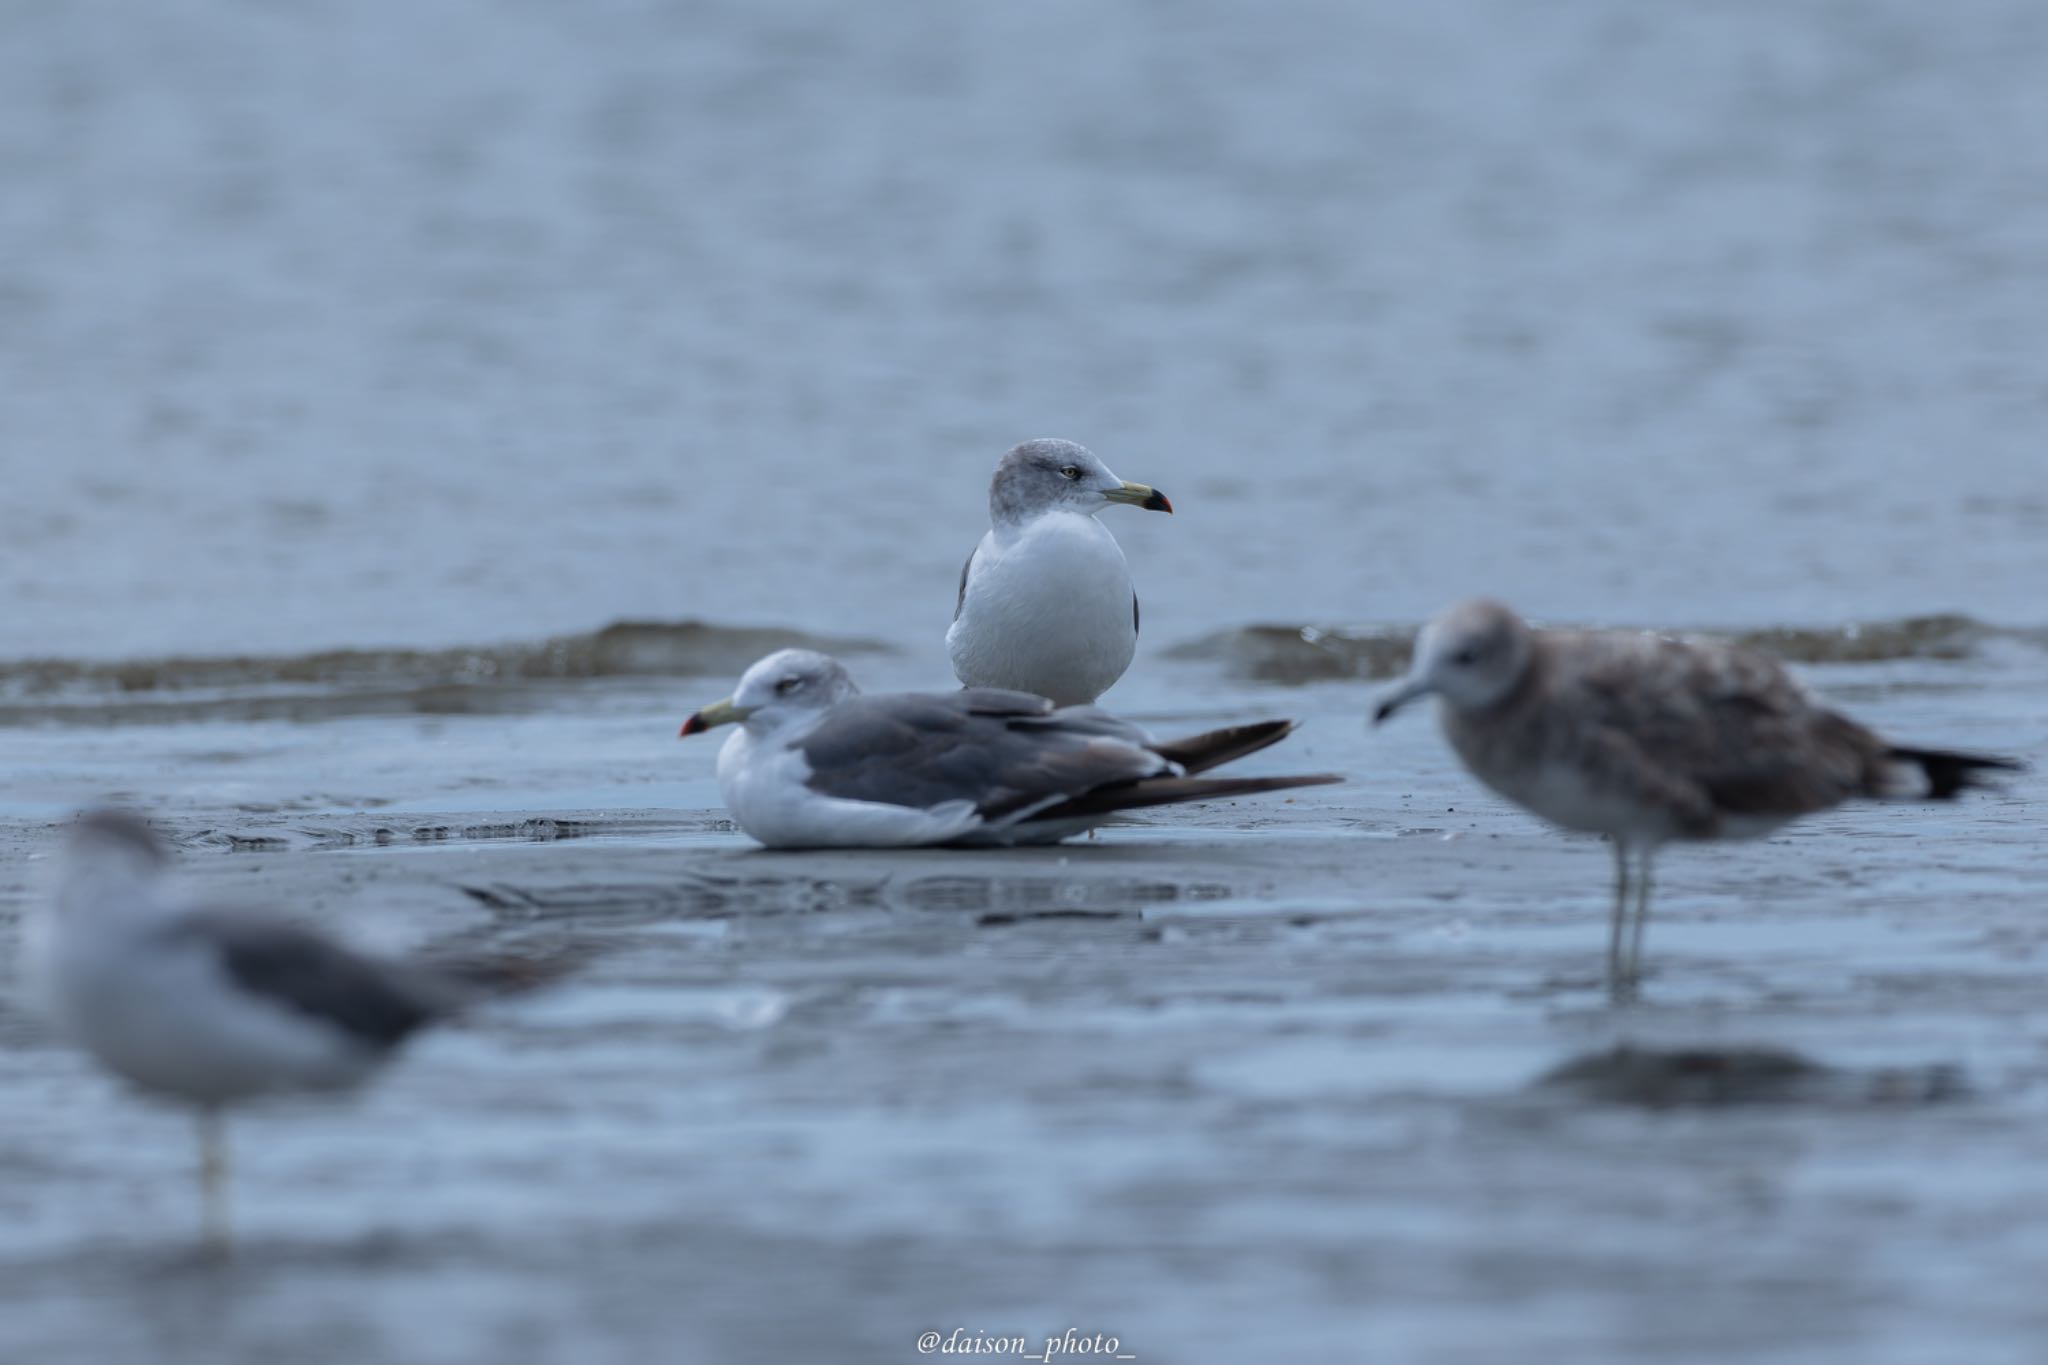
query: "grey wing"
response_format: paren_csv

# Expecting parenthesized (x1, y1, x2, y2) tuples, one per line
(1010, 702, 1155, 748)
(177, 911, 456, 1049)
(798, 693, 1168, 818)
(1571, 634, 1887, 819)
(954, 548, 977, 621)
(956, 687, 1058, 715)
(955, 689, 1155, 746)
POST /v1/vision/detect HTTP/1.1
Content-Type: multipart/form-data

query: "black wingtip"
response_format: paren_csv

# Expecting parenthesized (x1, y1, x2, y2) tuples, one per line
(1888, 746, 2025, 800)
(1028, 771, 1343, 823)
(1150, 718, 1299, 775)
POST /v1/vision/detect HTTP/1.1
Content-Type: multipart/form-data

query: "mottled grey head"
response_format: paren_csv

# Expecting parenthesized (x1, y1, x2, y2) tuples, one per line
(1374, 599, 1536, 722)
(987, 438, 1172, 528)
(680, 648, 861, 736)
(64, 808, 169, 874)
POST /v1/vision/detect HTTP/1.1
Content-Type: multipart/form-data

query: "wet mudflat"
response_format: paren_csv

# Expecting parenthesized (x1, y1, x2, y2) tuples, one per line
(2, 644, 2043, 1365)
(4, 0, 2047, 1357)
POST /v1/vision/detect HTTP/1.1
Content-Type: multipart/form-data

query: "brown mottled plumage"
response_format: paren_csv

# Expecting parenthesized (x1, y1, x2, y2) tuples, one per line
(1444, 628, 1899, 839)
(1376, 600, 2020, 998)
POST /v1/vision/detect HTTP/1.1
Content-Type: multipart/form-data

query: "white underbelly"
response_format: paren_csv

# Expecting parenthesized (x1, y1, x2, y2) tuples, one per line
(716, 726, 985, 849)
(947, 516, 1137, 705)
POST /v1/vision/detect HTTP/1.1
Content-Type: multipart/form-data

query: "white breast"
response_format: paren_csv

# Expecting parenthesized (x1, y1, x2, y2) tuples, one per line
(946, 513, 1138, 705)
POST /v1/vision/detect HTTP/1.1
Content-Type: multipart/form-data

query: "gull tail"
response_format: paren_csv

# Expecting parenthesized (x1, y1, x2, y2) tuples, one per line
(1886, 746, 2024, 799)
(1151, 719, 1299, 775)
(1027, 772, 1342, 823)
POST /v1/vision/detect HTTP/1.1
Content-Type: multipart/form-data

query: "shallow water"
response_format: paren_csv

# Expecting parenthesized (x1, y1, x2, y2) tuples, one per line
(4, 0, 2046, 664)
(3, 0, 2047, 1362)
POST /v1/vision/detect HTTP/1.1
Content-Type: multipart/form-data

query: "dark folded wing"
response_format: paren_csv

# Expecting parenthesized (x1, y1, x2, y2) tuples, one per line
(176, 911, 455, 1049)
(1024, 771, 1342, 824)
(798, 692, 1169, 818)
(953, 549, 976, 621)
(1150, 720, 1295, 774)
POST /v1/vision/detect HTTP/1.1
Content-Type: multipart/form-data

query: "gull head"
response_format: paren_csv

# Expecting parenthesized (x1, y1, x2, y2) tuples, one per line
(49, 808, 170, 912)
(989, 438, 1171, 528)
(1374, 599, 1534, 722)
(67, 808, 168, 870)
(680, 649, 860, 737)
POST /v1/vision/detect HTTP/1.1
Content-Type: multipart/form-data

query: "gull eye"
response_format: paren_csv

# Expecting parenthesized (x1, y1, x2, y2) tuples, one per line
(1060, 465, 1083, 481)
(1451, 648, 1479, 667)
(775, 676, 803, 695)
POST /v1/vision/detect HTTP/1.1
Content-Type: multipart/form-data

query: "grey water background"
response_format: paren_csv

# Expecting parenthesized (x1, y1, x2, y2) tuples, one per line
(5, 0, 2046, 661)
(2, 1, 2046, 1362)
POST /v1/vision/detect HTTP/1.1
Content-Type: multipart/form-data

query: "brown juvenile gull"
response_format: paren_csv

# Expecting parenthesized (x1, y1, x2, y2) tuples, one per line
(1373, 599, 2021, 997)
(680, 648, 1338, 848)
(946, 438, 1172, 706)
(21, 810, 557, 1250)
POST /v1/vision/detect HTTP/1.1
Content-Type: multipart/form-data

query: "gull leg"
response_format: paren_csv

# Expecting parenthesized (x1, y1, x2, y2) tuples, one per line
(197, 1108, 231, 1256)
(1626, 850, 1656, 991)
(1606, 841, 1633, 1002)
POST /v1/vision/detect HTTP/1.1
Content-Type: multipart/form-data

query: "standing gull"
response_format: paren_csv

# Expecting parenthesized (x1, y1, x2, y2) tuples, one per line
(21, 810, 547, 1249)
(947, 438, 1172, 706)
(680, 648, 1337, 849)
(1373, 599, 2020, 998)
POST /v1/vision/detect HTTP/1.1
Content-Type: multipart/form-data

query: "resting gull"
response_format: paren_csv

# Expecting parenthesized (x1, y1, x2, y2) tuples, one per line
(680, 648, 1338, 848)
(21, 810, 554, 1249)
(1374, 599, 2021, 998)
(946, 438, 1171, 706)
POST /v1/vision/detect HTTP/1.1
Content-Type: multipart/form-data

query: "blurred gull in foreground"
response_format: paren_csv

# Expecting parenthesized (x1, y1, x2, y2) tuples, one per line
(1375, 599, 2021, 999)
(22, 811, 556, 1250)
(946, 438, 1171, 705)
(681, 649, 1337, 848)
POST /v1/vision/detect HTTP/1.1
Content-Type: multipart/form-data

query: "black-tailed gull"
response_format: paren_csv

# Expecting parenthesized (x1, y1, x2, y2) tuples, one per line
(946, 438, 1171, 705)
(22, 810, 555, 1249)
(680, 649, 1337, 848)
(1373, 599, 2020, 998)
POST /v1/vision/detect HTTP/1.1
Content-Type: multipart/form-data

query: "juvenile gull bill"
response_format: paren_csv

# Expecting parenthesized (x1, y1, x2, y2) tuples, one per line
(21, 810, 559, 1249)
(680, 648, 1337, 849)
(1374, 599, 2021, 999)
(946, 438, 1172, 706)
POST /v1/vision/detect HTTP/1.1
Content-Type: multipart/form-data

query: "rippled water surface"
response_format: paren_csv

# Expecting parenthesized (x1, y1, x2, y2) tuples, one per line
(4, 0, 2046, 662)
(2, 1, 2045, 1362)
